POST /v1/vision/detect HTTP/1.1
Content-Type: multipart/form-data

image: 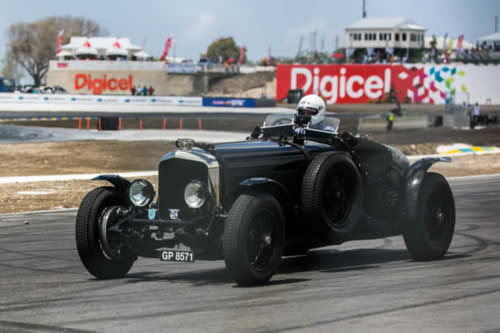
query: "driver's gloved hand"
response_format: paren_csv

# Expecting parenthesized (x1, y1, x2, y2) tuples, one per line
(294, 127, 305, 135)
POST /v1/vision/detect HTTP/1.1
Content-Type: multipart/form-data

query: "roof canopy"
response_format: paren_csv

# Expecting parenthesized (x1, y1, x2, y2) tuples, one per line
(347, 17, 426, 30)
(62, 37, 142, 53)
(478, 32, 500, 42)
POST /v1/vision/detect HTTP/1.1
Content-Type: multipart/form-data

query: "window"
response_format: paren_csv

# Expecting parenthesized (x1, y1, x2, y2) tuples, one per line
(402, 33, 407, 41)
(364, 33, 368, 41)
(372, 33, 377, 41)
(388, 33, 392, 41)
(358, 33, 362, 40)
(379, 33, 383, 40)
(410, 33, 417, 42)
(395, 33, 400, 41)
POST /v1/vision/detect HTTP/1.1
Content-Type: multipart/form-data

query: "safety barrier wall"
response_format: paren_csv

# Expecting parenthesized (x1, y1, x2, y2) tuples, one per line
(0, 93, 279, 109)
(358, 115, 429, 131)
(0, 93, 202, 106)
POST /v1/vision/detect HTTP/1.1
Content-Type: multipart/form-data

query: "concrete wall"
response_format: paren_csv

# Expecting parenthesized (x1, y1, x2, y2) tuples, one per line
(47, 70, 197, 96)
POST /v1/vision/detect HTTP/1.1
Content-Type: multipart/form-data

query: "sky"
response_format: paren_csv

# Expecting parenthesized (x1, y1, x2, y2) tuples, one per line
(1, 0, 499, 64)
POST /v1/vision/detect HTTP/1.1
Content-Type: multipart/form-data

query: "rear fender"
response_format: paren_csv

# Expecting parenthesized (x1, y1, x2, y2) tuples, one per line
(405, 157, 451, 222)
(92, 174, 131, 194)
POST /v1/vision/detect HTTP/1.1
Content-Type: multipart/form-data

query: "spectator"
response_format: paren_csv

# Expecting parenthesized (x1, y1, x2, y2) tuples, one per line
(472, 102, 481, 128)
(136, 85, 141, 96)
(131, 86, 136, 96)
(142, 86, 148, 96)
(386, 111, 394, 131)
(148, 86, 154, 96)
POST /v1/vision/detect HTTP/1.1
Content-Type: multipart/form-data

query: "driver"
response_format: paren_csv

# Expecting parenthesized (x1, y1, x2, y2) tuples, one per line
(294, 94, 335, 134)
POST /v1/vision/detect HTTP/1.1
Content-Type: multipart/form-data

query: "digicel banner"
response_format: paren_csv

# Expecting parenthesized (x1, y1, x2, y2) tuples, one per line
(276, 64, 425, 104)
(74, 73, 133, 95)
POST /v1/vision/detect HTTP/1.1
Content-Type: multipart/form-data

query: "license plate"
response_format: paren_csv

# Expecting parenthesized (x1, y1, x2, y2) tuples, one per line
(160, 250, 195, 262)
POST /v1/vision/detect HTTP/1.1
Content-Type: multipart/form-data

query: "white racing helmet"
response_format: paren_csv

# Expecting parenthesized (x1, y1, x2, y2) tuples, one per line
(295, 94, 326, 127)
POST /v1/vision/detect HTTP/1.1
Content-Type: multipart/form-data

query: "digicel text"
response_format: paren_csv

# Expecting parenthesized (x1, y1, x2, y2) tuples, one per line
(276, 65, 398, 104)
(74, 74, 133, 95)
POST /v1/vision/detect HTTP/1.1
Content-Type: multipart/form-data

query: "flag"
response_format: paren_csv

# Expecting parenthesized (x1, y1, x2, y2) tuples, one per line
(456, 35, 464, 51)
(443, 33, 449, 63)
(56, 30, 64, 54)
(160, 37, 173, 61)
(113, 40, 121, 49)
(239, 46, 246, 64)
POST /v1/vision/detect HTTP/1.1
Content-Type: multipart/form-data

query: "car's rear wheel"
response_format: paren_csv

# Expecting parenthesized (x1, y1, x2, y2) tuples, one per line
(403, 172, 455, 260)
(223, 193, 285, 286)
(75, 187, 135, 279)
(301, 152, 363, 241)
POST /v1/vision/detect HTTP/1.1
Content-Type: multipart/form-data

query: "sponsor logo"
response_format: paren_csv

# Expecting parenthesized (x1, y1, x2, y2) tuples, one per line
(57, 62, 68, 68)
(148, 208, 157, 220)
(276, 64, 464, 104)
(74, 73, 133, 95)
(168, 209, 180, 220)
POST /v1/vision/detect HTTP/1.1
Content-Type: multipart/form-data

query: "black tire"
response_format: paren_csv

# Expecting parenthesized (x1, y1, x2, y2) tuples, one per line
(301, 152, 363, 240)
(223, 193, 285, 286)
(403, 172, 455, 260)
(75, 187, 135, 279)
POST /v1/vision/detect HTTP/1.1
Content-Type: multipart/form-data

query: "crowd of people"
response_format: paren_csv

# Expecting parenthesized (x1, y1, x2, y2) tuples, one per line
(131, 85, 155, 96)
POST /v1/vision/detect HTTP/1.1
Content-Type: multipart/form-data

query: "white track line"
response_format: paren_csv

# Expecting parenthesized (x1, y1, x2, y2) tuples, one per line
(0, 171, 156, 184)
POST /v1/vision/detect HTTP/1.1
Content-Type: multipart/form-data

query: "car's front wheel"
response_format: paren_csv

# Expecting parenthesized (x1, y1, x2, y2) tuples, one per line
(75, 187, 135, 279)
(403, 172, 455, 260)
(223, 193, 285, 286)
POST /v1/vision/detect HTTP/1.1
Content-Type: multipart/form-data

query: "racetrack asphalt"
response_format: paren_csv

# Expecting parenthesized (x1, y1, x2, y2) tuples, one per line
(0, 175, 499, 332)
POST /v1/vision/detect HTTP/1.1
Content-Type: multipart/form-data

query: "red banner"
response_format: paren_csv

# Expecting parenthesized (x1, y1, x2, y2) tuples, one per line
(56, 30, 64, 54)
(456, 35, 464, 50)
(239, 46, 246, 65)
(276, 64, 429, 104)
(160, 37, 173, 61)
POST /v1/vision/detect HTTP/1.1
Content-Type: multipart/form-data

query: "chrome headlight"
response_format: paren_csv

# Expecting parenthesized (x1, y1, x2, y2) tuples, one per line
(184, 180, 208, 208)
(128, 179, 155, 207)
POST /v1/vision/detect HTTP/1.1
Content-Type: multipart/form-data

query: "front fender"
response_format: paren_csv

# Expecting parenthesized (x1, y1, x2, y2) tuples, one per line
(92, 174, 131, 193)
(405, 157, 451, 222)
(234, 177, 294, 220)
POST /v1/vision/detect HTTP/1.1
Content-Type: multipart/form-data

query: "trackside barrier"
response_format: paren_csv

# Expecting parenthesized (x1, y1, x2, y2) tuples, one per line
(358, 116, 429, 131)
(201, 97, 277, 108)
(0, 93, 278, 109)
(0, 93, 203, 106)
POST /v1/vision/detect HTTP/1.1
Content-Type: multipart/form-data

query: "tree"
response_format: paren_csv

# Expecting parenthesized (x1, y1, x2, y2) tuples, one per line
(6, 16, 105, 86)
(206, 37, 243, 63)
(1, 52, 23, 83)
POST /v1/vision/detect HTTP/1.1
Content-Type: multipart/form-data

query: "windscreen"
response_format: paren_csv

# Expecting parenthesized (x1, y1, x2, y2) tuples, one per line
(263, 113, 340, 132)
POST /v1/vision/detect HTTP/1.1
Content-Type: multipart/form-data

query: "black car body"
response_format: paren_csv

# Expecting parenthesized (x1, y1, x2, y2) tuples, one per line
(76, 114, 456, 286)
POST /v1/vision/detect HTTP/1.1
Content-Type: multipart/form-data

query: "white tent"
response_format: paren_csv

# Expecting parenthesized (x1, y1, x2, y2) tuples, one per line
(105, 46, 128, 56)
(55, 50, 75, 59)
(75, 40, 98, 55)
(478, 32, 500, 42)
(133, 50, 153, 60)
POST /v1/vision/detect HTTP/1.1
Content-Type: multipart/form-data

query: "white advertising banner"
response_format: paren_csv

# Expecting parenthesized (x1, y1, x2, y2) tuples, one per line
(0, 94, 202, 106)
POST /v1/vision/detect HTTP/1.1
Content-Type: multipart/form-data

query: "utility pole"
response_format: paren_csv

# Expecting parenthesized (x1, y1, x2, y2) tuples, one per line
(297, 36, 304, 58)
(363, 0, 367, 18)
(495, 15, 498, 33)
(321, 35, 325, 52)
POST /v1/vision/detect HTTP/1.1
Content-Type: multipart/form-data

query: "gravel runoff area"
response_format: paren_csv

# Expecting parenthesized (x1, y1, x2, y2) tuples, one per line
(0, 139, 500, 214)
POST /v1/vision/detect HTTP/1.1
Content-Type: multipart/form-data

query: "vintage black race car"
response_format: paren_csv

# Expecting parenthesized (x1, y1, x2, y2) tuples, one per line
(75, 113, 455, 286)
